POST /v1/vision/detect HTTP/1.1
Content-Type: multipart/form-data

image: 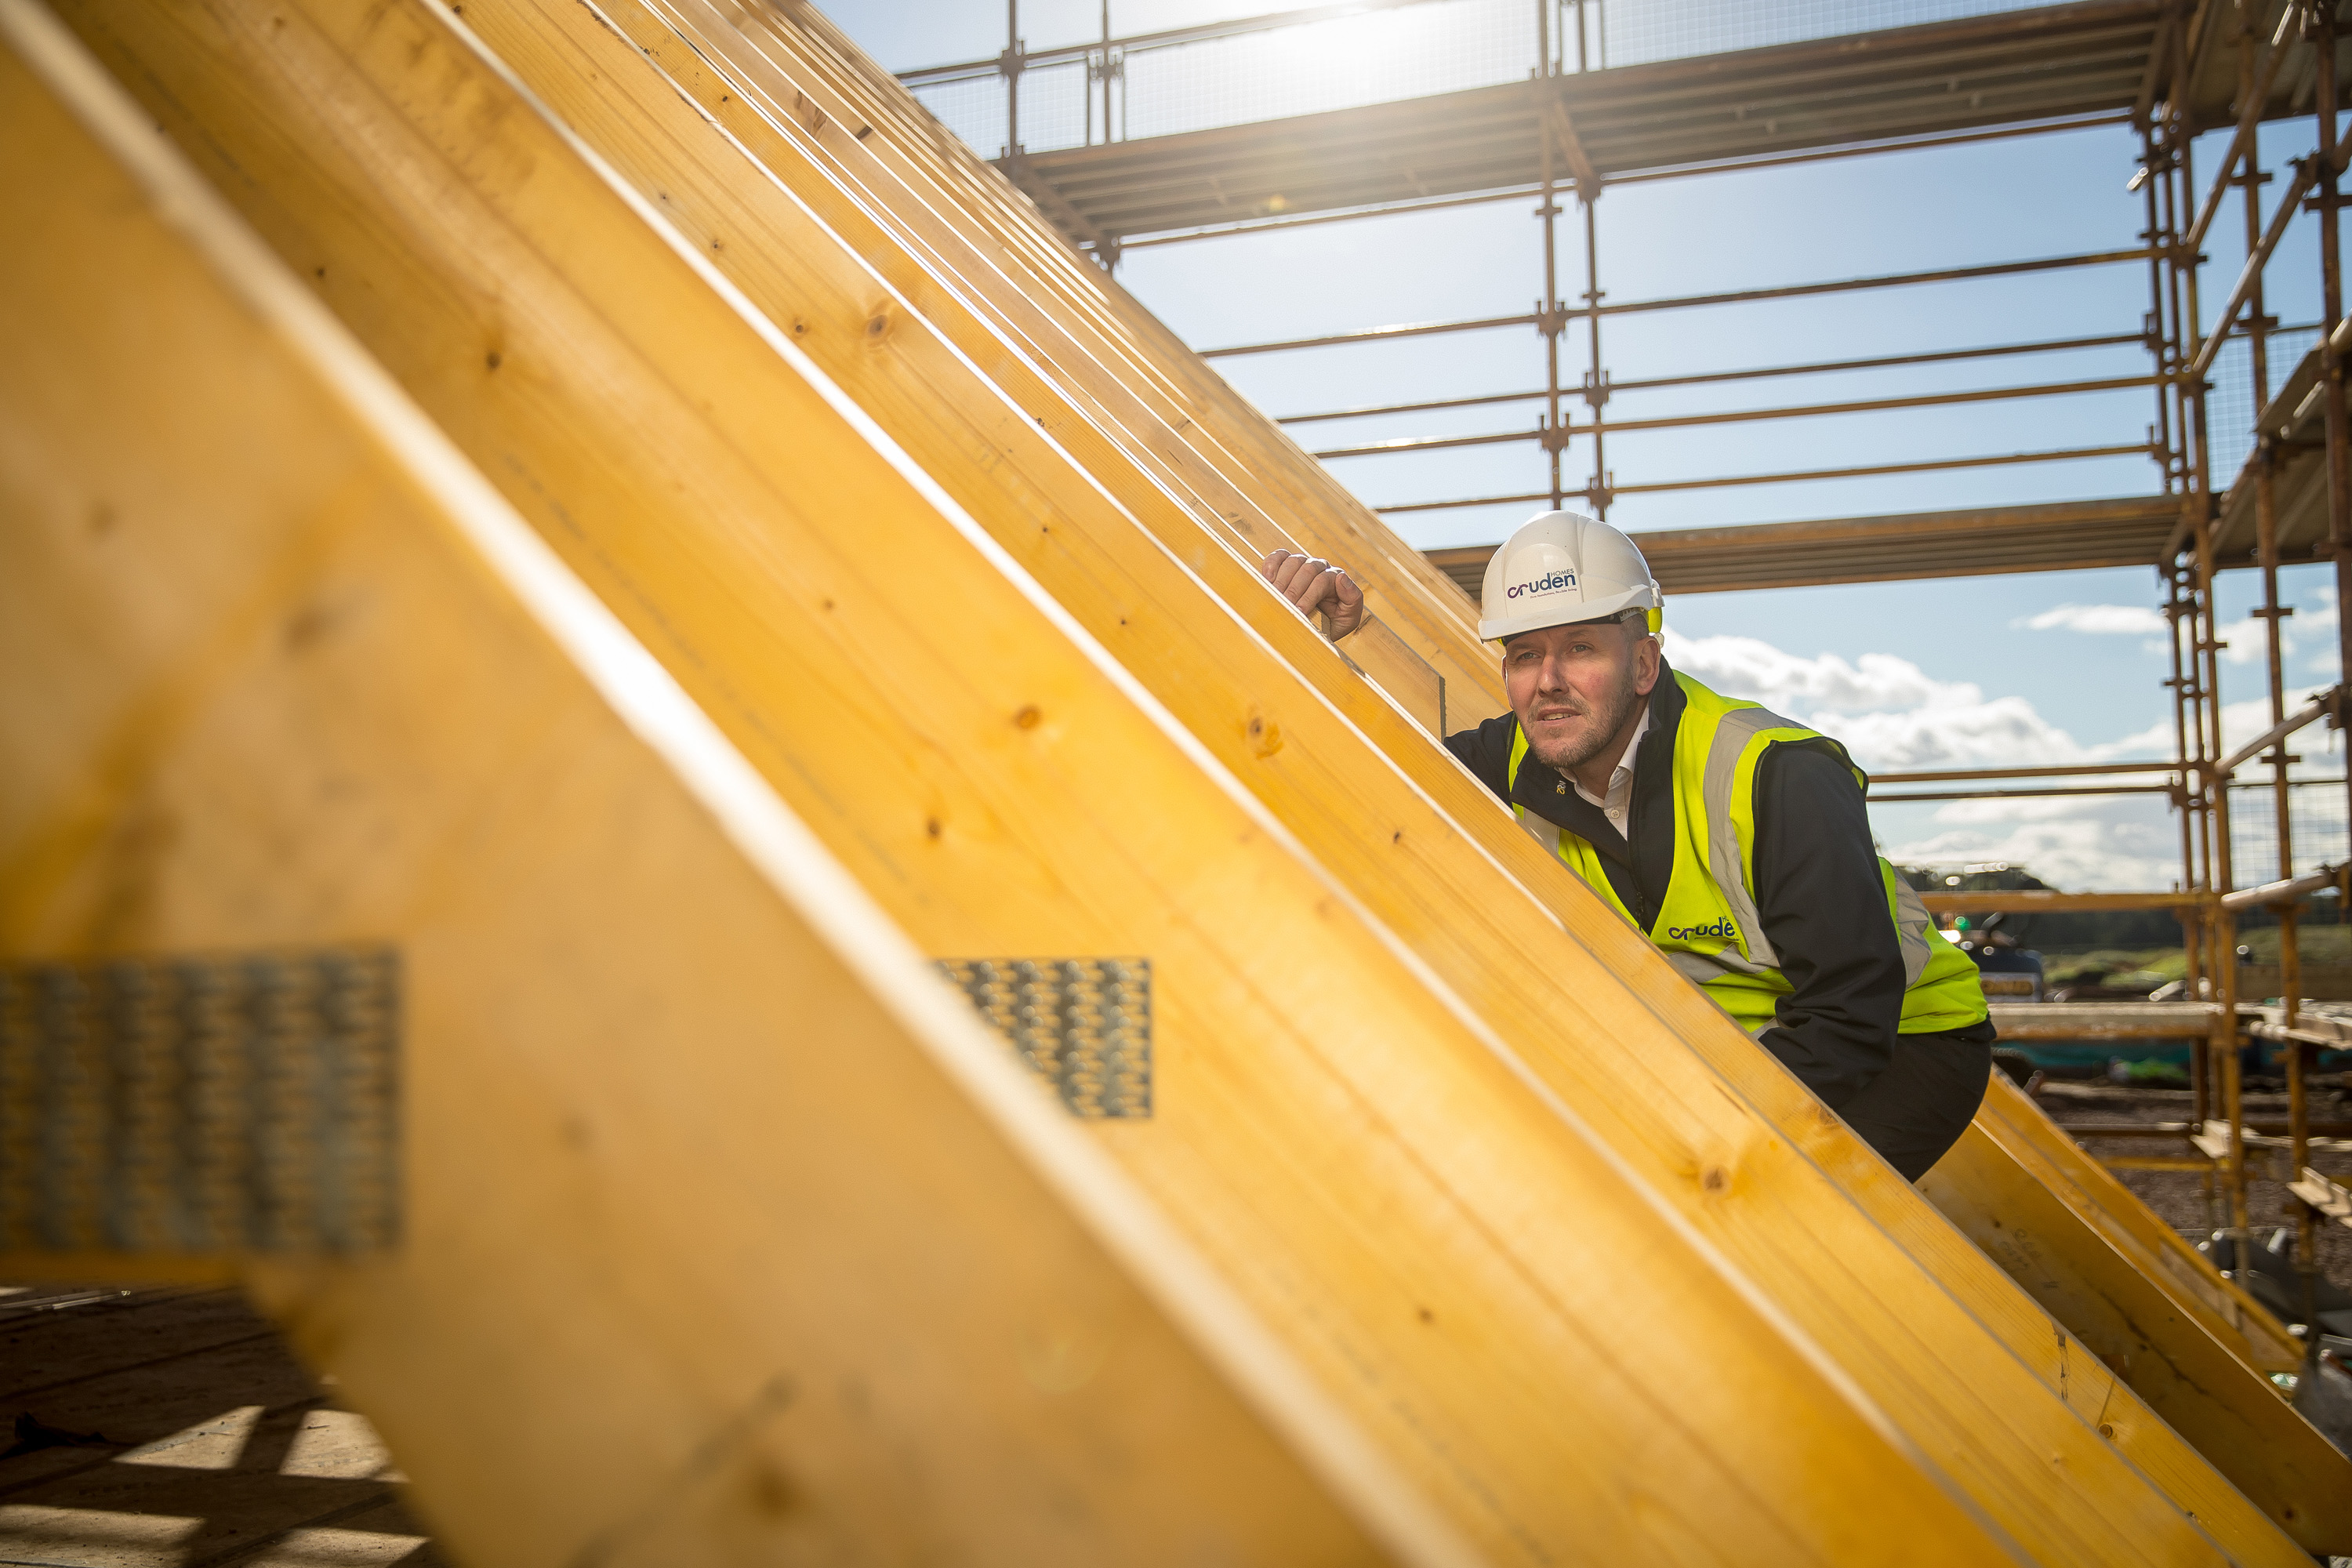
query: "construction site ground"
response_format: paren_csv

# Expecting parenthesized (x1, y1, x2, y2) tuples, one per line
(1, 1284, 441, 1567)
(2042, 1079, 2352, 1298)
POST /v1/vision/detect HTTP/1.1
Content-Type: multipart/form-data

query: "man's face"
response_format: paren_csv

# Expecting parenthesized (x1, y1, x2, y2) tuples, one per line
(1502, 618, 1661, 776)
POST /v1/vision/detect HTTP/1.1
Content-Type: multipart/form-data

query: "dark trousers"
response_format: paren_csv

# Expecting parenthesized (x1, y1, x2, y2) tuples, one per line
(1821, 1028, 1994, 1181)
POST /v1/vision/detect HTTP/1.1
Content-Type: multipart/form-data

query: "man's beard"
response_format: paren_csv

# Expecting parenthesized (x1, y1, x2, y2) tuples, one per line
(1526, 661, 1642, 775)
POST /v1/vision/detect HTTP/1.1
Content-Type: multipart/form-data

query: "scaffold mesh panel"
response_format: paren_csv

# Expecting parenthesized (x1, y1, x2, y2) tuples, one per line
(905, 0, 2078, 162)
(1601, 0, 2058, 68)
(2206, 327, 2321, 484)
(909, 0, 1537, 156)
(2229, 779, 2351, 887)
(1119, 0, 1535, 143)
(1016, 58, 1092, 154)
(909, 71, 1008, 158)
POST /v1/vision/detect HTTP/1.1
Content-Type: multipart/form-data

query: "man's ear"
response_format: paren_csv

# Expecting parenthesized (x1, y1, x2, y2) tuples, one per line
(1630, 626, 1662, 696)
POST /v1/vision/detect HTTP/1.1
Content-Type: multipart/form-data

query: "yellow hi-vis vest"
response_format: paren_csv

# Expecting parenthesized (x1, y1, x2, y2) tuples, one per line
(1508, 671, 1988, 1036)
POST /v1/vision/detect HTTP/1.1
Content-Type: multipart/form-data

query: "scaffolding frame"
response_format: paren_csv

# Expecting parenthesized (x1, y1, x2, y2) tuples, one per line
(909, 0, 2352, 1338)
(2143, 0, 2347, 1333)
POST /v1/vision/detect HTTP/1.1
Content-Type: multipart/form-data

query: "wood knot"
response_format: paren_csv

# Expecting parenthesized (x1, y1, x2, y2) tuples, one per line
(283, 601, 336, 652)
(1246, 709, 1282, 757)
(1700, 1167, 1728, 1193)
(745, 1461, 798, 1518)
(1013, 705, 1041, 730)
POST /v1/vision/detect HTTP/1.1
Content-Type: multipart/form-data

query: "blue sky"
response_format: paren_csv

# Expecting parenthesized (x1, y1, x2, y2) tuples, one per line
(831, 1, 2348, 891)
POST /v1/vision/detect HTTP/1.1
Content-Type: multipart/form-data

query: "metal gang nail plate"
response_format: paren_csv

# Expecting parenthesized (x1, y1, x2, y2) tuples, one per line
(935, 958, 1152, 1119)
(0, 946, 401, 1256)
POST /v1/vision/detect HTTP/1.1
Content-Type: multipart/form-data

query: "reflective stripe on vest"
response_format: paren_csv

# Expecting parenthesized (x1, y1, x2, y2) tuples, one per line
(1508, 672, 1987, 1036)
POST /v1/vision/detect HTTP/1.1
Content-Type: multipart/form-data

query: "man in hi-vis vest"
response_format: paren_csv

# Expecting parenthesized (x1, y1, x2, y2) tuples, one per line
(1261, 510, 1994, 1181)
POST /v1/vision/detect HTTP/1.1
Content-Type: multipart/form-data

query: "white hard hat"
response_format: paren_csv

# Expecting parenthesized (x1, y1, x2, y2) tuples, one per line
(1477, 509, 1662, 643)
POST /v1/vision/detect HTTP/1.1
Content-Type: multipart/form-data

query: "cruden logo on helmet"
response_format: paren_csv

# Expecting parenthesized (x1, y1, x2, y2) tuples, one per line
(1477, 509, 1664, 644)
(1504, 568, 1579, 600)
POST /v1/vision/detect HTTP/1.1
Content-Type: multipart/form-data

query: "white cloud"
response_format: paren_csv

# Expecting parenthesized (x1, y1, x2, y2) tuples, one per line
(1661, 628, 2342, 892)
(2019, 602, 2165, 636)
(2294, 585, 2340, 673)
(2215, 613, 2306, 667)
(2015, 590, 2340, 670)
(2100, 696, 2348, 775)
(1831, 698, 2088, 771)
(1874, 809, 2186, 895)
(1662, 631, 2092, 771)
(1658, 632, 1942, 714)
(2092, 709, 2201, 762)
(1918, 797, 2092, 825)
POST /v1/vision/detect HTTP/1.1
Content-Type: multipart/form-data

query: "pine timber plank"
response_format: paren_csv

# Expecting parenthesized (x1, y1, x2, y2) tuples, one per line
(1947, 1075, 2307, 1373)
(644, 5, 2352, 1552)
(448, 0, 2344, 1556)
(20, 0, 2093, 1562)
(1920, 1087, 2348, 1544)
(663, 0, 1515, 720)
(1338, 619, 1447, 739)
(0, 20, 1457, 1563)
(589, 0, 1498, 804)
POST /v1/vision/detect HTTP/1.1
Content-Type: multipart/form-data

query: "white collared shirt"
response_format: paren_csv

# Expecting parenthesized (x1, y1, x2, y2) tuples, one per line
(1569, 706, 1648, 840)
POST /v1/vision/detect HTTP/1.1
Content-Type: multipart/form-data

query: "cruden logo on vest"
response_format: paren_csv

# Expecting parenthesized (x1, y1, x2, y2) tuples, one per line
(1666, 916, 1739, 943)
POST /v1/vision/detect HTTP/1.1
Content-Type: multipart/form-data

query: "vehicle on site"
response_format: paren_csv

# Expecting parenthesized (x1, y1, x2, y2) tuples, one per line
(1950, 913, 2045, 1003)
(1900, 865, 2049, 1002)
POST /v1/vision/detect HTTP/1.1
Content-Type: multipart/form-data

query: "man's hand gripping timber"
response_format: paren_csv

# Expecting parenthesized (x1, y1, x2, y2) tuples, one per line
(1258, 549, 1368, 641)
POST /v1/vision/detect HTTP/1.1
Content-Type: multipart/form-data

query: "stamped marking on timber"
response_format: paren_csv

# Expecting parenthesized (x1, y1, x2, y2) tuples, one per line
(938, 958, 1152, 1118)
(0, 947, 400, 1254)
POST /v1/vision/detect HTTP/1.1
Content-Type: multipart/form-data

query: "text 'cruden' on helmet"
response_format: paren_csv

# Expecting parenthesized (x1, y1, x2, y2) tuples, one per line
(1477, 509, 1663, 644)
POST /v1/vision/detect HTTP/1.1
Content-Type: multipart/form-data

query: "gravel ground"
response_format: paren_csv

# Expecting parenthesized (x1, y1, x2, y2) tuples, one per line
(2028, 1077, 2352, 1300)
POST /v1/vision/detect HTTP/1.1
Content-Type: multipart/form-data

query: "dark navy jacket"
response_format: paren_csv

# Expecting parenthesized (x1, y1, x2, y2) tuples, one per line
(1445, 662, 1991, 1101)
